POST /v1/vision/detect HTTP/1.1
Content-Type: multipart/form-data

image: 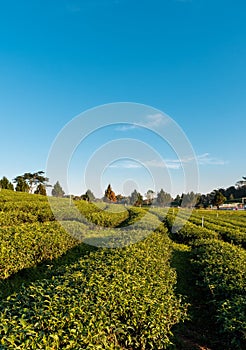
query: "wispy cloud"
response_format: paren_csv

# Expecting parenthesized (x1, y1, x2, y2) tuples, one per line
(115, 125, 137, 131)
(116, 113, 168, 132)
(144, 159, 180, 169)
(141, 113, 169, 128)
(196, 153, 228, 166)
(109, 160, 141, 169)
(165, 153, 227, 168)
(107, 154, 227, 170)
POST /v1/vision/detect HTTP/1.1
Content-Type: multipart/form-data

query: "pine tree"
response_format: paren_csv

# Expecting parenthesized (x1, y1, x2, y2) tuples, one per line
(157, 189, 172, 207)
(0, 176, 14, 190)
(15, 177, 29, 192)
(130, 190, 143, 206)
(81, 189, 95, 202)
(52, 181, 65, 197)
(130, 189, 138, 205)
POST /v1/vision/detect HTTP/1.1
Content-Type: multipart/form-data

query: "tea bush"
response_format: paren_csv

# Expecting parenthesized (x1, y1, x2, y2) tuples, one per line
(0, 232, 188, 349)
(165, 212, 218, 244)
(191, 239, 246, 348)
(0, 222, 80, 280)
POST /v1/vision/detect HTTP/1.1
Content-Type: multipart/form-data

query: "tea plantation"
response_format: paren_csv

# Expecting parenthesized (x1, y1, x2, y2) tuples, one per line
(0, 190, 245, 349)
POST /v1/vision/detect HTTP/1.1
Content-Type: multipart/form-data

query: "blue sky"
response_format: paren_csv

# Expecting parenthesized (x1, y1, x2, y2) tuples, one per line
(0, 0, 245, 197)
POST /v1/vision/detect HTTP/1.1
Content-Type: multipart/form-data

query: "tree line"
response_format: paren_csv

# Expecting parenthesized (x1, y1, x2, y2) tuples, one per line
(0, 173, 65, 198)
(0, 172, 246, 209)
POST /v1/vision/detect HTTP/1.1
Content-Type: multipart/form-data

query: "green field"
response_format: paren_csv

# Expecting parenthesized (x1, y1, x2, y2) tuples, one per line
(0, 190, 245, 349)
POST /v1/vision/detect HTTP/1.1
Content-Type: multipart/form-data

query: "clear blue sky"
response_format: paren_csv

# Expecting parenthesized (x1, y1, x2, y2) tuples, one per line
(0, 0, 245, 197)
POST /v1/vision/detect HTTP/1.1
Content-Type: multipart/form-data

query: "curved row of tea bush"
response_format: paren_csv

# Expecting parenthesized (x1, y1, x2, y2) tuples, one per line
(159, 209, 246, 248)
(148, 207, 170, 222)
(175, 210, 246, 248)
(188, 215, 246, 248)
(0, 190, 48, 204)
(49, 198, 130, 228)
(0, 190, 54, 225)
(191, 211, 246, 231)
(161, 208, 246, 349)
(191, 239, 246, 349)
(0, 232, 188, 349)
(0, 195, 161, 281)
(0, 190, 129, 228)
(0, 222, 80, 280)
(0, 218, 153, 280)
(0, 207, 55, 226)
(198, 209, 246, 223)
(164, 212, 218, 244)
(82, 209, 129, 228)
(119, 206, 147, 226)
(122, 207, 163, 231)
(64, 207, 157, 248)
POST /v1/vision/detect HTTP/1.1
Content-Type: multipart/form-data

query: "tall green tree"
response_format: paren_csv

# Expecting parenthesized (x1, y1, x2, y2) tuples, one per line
(157, 189, 172, 207)
(173, 194, 182, 207)
(130, 189, 143, 206)
(181, 192, 199, 208)
(52, 181, 65, 197)
(129, 189, 138, 205)
(14, 176, 29, 192)
(0, 176, 14, 190)
(195, 194, 211, 209)
(212, 190, 226, 209)
(81, 189, 95, 202)
(224, 186, 236, 200)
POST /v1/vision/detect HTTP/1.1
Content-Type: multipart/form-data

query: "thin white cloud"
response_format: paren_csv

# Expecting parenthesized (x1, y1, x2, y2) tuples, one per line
(108, 159, 179, 170)
(144, 159, 180, 170)
(196, 153, 228, 166)
(116, 113, 168, 132)
(115, 125, 137, 131)
(141, 113, 169, 128)
(109, 160, 141, 169)
(145, 153, 227, 170)
(107, 154, 227, 170)
(144, 159, 166, 168)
